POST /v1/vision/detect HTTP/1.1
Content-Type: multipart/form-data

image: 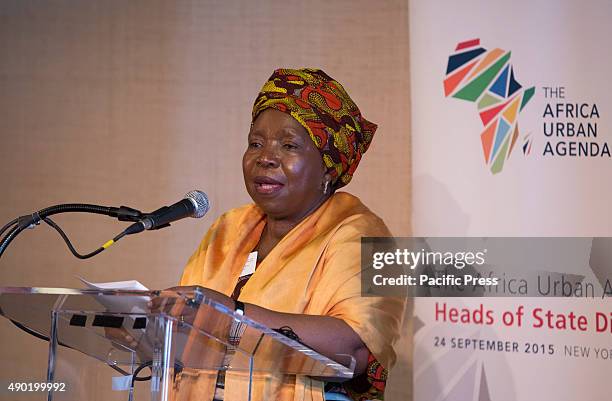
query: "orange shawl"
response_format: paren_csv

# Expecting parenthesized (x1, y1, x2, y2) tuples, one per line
(177, 192, 405, 401)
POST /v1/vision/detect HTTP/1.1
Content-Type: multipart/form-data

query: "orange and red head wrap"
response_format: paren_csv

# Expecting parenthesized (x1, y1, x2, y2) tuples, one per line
(252, 68, 377, 189)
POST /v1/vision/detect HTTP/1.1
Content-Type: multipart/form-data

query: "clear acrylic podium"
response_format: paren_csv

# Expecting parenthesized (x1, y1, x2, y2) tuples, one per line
(0, 287, 355, 400)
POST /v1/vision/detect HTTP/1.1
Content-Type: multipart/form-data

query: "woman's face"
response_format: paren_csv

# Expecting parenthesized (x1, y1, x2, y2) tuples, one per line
(243, 108, 328, 222)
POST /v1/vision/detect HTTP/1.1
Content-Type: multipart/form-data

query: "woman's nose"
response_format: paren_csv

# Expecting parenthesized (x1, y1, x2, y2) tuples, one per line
(256, 146, 280, 168)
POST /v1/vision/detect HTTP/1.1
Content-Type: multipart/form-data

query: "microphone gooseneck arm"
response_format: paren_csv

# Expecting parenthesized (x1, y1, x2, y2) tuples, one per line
(16, 203, 143, 230)
(0, 225, 21, 259)
(0, 203, 144, 260)
(0, 218, 19, 239)
(0, 191, 209, 261)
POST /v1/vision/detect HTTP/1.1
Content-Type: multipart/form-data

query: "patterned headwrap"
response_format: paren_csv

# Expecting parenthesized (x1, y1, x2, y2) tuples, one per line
(252, 68, 378, 189)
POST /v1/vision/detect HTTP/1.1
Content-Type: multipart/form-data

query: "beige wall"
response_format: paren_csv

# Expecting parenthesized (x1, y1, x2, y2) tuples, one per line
(0, 1, 411, 399)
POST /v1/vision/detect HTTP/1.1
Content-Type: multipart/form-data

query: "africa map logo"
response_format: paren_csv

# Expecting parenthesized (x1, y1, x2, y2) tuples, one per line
(444, 39, 535, 174)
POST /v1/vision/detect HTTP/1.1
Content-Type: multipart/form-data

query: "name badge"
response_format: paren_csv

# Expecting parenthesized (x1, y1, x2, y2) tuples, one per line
(240, 252, 257, 278)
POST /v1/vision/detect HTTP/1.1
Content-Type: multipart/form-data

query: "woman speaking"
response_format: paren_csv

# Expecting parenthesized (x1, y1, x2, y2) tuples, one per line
(169, 68, 405, 401)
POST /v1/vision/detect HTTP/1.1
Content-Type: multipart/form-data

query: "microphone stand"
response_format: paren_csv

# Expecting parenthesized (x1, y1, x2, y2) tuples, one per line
(0, 204, 143, 259)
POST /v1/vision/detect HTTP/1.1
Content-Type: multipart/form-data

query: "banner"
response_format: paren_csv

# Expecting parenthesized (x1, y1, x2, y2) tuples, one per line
(414, 298, 610, 401)
(409, 1, 612, 400)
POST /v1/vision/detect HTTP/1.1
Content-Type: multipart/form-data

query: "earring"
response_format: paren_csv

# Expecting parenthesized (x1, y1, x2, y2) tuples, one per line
(323, 180, 330, 195)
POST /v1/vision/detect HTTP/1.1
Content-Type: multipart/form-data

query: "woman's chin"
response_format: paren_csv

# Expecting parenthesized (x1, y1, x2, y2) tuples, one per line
(248, 188, 282, 211)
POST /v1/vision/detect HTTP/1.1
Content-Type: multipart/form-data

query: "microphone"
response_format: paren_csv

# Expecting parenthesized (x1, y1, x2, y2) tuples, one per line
(123, 190, 210, 235)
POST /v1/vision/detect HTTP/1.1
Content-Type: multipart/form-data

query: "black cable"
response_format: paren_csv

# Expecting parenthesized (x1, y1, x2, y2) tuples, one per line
(10, 319, 56, 344)
(42, 217, 126, 259)
(43, 217, 103, 259)
(130, 360, 153, 390)
(134, 371, 152, 382)
(128, 360, 186, 388)
(109, 360, 151, 384)
(0, 215, 128, 260)
(109, 363, 135, 377)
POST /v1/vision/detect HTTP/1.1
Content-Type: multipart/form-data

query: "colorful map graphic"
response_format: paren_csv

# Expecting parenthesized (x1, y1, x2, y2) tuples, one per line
(444, 39, 535, 174)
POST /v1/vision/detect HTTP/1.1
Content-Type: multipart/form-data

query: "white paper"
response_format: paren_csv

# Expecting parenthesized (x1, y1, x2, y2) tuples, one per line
(78, 277, 149, 291)
(78, 277, 150, 314)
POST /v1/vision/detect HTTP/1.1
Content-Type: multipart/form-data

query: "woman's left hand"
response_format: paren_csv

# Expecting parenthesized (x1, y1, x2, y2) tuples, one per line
(148, 285, 234, 326)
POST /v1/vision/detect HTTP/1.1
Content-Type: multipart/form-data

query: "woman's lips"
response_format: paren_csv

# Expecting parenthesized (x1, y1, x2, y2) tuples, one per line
(255, 183, 283, 194)
(253, 176, 284, 194)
